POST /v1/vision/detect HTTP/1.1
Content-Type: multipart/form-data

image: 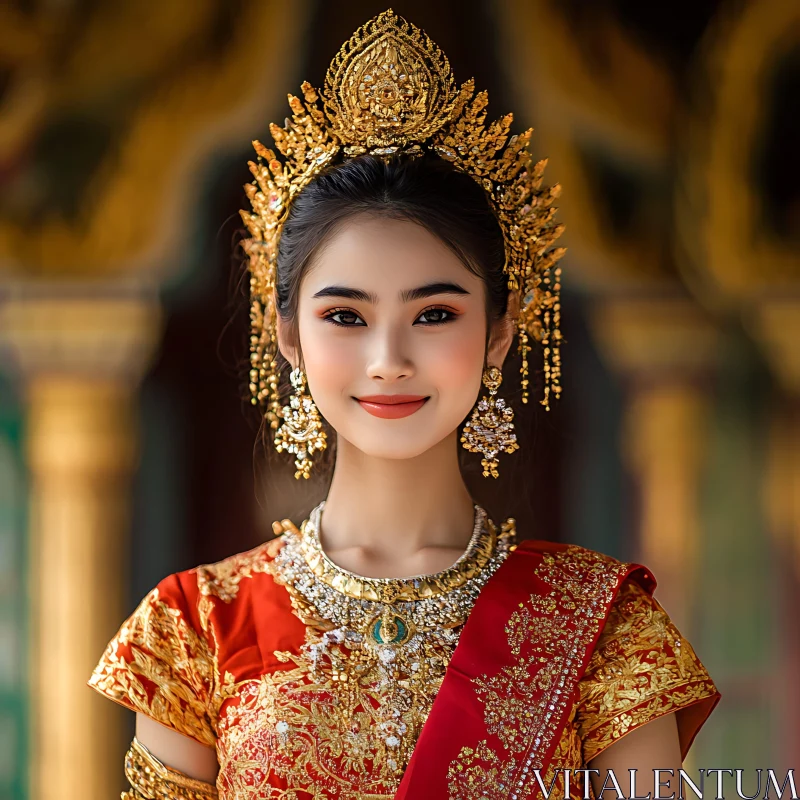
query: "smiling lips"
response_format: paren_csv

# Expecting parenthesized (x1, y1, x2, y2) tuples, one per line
(356, 394, 429, 419)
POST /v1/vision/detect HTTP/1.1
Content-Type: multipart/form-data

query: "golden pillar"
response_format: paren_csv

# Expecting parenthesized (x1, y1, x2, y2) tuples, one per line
(0, 287, 160, 800)
(592, 298, 718, 631)
(622, 385, 709, 627)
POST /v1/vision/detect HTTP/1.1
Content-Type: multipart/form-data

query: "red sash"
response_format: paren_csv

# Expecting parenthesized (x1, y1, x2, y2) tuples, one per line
(395, 539, 654, 800)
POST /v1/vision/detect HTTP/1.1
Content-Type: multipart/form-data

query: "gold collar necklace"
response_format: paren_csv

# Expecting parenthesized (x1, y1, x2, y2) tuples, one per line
(270, 502, 517, 643)
(299, 502, 495, 605)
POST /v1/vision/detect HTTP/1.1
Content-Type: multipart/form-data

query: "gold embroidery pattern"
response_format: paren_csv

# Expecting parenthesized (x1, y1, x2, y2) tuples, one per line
(577, 580, 718, 763)
(213, 625, 462, 798)
(447, 547, 630, 800)
(216, 658, 428, 799)
(88, 588, 217, 747)
(193, 541, 278, 646)
(195, 542, 276, 603)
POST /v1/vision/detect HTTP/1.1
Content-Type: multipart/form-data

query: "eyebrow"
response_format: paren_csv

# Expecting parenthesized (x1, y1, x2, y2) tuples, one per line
(312, 286, 377, 303)
(312, 282, 470, 304)
(400, 282, 470, 302)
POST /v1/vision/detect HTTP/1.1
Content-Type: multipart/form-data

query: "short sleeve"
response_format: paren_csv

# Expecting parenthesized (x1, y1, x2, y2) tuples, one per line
(576, 579, 719, 763)
(88, 573, 218, 747)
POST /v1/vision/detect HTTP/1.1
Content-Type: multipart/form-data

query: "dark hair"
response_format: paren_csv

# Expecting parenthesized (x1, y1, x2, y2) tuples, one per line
(275, 154, 508, 352)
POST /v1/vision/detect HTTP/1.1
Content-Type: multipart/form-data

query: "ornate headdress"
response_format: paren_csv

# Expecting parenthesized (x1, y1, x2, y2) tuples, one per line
(241, 9, 564, 431)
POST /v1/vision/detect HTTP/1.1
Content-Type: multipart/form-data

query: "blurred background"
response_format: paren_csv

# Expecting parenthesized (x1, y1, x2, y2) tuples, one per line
(0, 0, 798, 797)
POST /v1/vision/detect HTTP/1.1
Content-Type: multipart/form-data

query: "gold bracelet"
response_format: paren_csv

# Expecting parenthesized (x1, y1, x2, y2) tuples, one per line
(122, 737, 218, 800)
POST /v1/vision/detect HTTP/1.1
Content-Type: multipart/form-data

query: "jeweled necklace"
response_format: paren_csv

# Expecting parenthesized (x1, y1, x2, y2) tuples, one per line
(274, 502, 515, 641)
(269, 504, 516, 781)
(309, 503, 500, 633)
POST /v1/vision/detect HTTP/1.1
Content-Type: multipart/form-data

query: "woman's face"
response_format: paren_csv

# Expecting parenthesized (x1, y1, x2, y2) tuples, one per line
(283, 214, 510, 461)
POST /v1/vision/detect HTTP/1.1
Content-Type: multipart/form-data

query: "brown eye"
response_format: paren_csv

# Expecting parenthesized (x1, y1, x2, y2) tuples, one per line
(415, 307, 455, 325)
(325, 309, 366, 326)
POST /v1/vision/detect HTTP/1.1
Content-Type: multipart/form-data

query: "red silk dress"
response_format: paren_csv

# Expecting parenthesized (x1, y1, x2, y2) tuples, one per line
(90, 511, 718, 800)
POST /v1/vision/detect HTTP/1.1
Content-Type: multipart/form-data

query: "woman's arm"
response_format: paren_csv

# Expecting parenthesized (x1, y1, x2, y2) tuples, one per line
(588, 712, 682, 799)
(135, 712, 219, 783)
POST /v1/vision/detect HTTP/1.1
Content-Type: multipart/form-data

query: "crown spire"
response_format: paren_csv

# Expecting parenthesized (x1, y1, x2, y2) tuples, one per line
(323, 9, 462, 149)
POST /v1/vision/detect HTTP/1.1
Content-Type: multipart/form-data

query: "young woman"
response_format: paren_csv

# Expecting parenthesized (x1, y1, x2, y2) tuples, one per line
(90, 11, 719, 800)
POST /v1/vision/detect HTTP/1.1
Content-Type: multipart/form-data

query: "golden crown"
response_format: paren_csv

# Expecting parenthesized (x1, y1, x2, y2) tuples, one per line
(240, 9, 565, 426)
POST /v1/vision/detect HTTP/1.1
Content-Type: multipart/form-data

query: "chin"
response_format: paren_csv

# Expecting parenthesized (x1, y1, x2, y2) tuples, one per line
(335, 423, 455, 461)
(349, 436, 446, 461)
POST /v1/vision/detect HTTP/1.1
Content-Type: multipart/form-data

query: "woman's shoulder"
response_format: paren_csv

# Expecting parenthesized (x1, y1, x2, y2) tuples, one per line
(186, 529, 290, 604)
(87, 524, 301, 745)
(513, 535, 629, 564)
(154, 521, 297, 610)
(576, 569, 720, 762)
(502, 541, 720, 763)
(511, 535, 657, 595)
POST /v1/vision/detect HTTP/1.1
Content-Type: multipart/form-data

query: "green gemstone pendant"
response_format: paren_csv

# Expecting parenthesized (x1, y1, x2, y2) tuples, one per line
(371, 614, 410, 645)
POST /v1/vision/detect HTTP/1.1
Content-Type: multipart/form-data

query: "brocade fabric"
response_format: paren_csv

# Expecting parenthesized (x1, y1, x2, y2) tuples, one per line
(90, 530, 718, 800)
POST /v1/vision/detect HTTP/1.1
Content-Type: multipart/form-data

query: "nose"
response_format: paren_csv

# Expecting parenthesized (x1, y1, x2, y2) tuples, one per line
(365, 325, 414, 382)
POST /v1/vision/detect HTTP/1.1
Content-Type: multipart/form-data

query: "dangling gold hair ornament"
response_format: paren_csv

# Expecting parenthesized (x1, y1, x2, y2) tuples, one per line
(241, 9, 565, 445)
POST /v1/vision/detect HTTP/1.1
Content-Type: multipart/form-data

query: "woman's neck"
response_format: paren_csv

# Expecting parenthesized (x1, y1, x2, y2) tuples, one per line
(319, 432, 476, 576)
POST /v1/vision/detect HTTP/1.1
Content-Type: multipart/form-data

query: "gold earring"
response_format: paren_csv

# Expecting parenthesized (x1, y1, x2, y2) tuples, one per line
(461, 366, 518, 478)
(274, 368, 327, 479)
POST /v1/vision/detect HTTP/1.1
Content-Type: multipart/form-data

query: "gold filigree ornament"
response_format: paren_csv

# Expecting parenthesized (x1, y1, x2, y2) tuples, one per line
(123, 737, 218, 800)
(461, 366, 519, 478)
(240, 9, 566, 448)
(274, 368, 327, 479)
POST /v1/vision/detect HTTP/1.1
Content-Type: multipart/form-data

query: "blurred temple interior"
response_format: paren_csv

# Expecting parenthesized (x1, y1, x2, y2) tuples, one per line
(0, 0, 798, 797)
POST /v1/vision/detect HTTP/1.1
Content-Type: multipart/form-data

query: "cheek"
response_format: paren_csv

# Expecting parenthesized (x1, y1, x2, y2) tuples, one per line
(431, 307, 487, 370)
(424, 331, 485, 389)
(418, 317, 487, 419)
(296, 316, 359, 399)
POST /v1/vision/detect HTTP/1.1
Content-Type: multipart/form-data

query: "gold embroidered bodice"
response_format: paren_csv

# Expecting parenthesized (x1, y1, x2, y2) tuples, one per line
(90, 512, 718, 800)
